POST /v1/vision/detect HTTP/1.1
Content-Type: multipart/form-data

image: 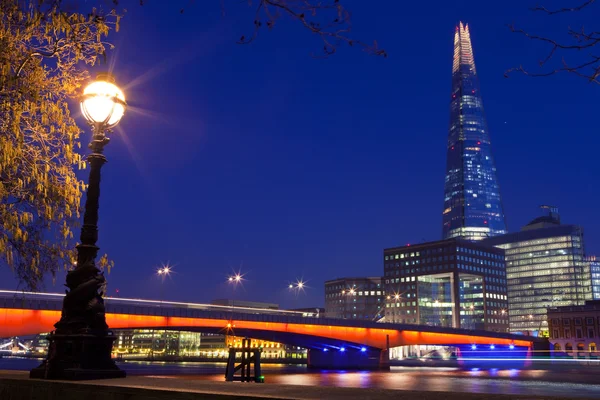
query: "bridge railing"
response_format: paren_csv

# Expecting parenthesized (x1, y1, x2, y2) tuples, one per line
(0, 290, 318, 319)
(0, 290, 328, 328)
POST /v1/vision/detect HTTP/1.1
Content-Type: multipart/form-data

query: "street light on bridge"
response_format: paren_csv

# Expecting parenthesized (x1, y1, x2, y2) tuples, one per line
(157, 265, 172, 279)
(227, 273, 244, 285)
(288, 279, 307, 294)
(156, 264, 173, 305)
(31, 74, 127, 380)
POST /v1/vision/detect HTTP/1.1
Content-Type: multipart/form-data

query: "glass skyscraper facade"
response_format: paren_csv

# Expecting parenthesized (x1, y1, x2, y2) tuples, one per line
(442, 22, 506, 241)
(483, 215, 592, 336)
(586, 256, 600, 300)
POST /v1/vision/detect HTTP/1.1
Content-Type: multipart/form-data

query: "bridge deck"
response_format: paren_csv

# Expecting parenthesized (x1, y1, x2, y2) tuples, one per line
(0, 290, 542, 349)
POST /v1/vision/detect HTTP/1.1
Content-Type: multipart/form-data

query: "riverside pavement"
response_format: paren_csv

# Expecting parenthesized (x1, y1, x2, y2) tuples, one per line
(1, 370, 598, 400)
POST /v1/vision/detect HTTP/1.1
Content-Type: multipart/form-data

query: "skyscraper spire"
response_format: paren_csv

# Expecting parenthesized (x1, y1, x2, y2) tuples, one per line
(442, 23, 507, 241)
(453, 23, 475, 74)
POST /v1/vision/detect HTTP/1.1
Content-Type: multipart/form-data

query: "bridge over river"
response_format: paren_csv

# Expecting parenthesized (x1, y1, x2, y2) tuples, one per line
(0, 290, 546, 369)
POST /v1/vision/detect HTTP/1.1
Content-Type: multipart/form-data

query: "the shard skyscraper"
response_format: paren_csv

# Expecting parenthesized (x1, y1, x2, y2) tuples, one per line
(442, 22, 507, 240)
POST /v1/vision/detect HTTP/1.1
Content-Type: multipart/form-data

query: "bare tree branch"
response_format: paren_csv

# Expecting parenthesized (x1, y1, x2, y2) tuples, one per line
(506, 1, 600, 84)
(531, 0, 595, 14)
(238, 0, 386, 58)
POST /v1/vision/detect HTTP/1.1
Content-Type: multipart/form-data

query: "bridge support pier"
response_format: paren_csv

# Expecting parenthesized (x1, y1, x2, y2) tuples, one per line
(307, 348, 389, 370)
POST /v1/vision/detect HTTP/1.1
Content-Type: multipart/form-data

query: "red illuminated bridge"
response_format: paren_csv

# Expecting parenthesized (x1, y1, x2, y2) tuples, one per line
(0, 290, 546, 369)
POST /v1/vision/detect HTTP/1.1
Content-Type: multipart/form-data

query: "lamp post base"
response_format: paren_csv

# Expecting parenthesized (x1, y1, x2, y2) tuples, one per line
(30, 332, 126, 380)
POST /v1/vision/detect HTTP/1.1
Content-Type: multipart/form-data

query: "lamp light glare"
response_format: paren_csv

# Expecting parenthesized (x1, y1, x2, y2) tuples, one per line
(340, 347, 345, 352)
(490, 345, 495, 350)
(80, 77, 126, 127)
(471, 345, 477, 350)
(360, 347, 367, 352)
(509, 344, 515, 350)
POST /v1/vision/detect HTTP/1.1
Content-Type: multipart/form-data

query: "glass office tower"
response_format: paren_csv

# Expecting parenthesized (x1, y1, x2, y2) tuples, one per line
(585, 256, 600, 300)
(442, 22, 507, 241)
(483, 211, 592, 336)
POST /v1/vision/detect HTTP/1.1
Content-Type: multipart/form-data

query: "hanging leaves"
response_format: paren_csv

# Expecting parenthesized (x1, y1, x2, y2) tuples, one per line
(0, 0, 118, 290)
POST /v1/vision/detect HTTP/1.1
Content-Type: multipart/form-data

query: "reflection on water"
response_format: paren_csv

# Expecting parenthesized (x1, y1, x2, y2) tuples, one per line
(3, 358, 600, 398)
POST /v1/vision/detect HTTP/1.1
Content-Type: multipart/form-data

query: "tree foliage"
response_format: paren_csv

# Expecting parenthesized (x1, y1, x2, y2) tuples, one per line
(0, 0, 117, 289)
(507, 0, 600, 84)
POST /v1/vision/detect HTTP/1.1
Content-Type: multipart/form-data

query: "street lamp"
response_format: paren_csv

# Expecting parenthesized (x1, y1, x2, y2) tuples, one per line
(154, 265, 172, 359)
(158, 265, 172, 279)
(157, 265, 172, 303)
(227, 273, 243, 284)
(288, 279, 307, 294)
(30, 74, 127, 380)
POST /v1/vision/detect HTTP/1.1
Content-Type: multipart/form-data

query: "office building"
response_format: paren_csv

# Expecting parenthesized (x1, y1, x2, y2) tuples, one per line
(586, 256, 600, 300)
(442, 22, 507, 241)
(547, 300, 600, 358)
(211, 299, 279, 310)
(324, 277, 384, 320)
(483, 208, 592, 336)
(383, 239, 508, 332)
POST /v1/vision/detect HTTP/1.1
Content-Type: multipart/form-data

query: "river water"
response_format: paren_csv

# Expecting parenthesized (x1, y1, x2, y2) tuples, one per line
(3, 358, 600, 398)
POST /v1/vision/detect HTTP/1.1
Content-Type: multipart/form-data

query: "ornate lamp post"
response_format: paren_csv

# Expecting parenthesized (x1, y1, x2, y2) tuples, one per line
(30, 74, 127, 380)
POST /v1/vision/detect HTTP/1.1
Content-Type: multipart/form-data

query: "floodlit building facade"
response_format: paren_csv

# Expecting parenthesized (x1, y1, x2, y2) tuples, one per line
(442, 22, 506, 241)
(383, 239, 509, 332)
(548, 300, 600, 359)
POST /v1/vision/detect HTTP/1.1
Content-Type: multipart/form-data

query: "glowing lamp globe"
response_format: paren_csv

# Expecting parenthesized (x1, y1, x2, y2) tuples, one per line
(81, 74, 126, 128)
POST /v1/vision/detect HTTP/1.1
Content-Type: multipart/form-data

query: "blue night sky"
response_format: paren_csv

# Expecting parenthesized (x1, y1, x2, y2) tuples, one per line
(2, 1, 599, 308)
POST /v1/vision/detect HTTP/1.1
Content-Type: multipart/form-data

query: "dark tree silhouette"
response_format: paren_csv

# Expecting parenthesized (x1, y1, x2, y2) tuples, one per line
(506, 0, 599, 84)
(236, 0, 387, 57)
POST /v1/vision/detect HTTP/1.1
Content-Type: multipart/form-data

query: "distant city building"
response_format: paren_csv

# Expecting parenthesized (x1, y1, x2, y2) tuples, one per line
(483, 207, 592, 336)
(547, 300, 600, 359)
(442, 22, 507, 241)
(383, 239, 508, 332)
(324, 277, 384, 320)
(211, 299, 279, 310)
(586, 256, 600, 300)
(22, 329, 304, 361)
(112, 329, 293, 360)
(113, 329, 214, 358)
(288, 307, 324, 318)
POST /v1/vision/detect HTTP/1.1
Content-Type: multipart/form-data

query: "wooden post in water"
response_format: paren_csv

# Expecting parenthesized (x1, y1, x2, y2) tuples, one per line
(225, 337, 264, 383)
